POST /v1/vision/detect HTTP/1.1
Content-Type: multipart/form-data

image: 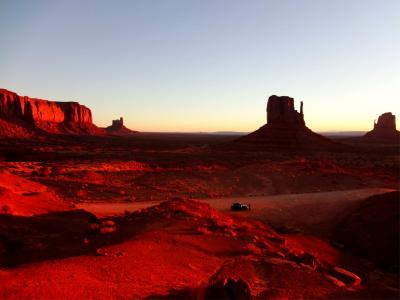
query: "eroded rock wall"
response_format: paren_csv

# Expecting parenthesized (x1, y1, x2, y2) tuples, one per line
(0, 89, 92, 125)
(0, 88, 101, 136)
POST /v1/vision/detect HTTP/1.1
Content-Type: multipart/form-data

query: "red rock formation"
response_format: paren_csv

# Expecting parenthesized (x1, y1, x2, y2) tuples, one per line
(232, 95, 344, 151)
(0, 89, 102, 136)
(363, 112, 399, 143)
(105, 117, 138, 135)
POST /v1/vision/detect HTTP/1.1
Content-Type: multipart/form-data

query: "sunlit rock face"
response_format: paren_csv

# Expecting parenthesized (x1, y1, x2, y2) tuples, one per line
(364, 112, 399, 142)
(0, 89, 92, 124)
(0, 88, 100, 135)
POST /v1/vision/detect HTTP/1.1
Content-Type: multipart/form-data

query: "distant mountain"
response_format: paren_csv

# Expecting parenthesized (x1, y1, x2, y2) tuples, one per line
(211, 131, 248, 135)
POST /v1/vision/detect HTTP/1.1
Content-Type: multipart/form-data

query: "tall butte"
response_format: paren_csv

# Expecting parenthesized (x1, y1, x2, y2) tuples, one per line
(234, 95, 342, 150)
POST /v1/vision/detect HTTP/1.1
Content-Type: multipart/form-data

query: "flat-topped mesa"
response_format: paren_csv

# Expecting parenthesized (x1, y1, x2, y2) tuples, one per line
(0, 89, 92, 125)
(0, 88, 100, 136)
(267, 95, 305, 126)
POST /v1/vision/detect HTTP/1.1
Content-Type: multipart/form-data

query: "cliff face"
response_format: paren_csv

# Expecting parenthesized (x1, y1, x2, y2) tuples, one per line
(0, 89, 100, 136)
(0, 89, 92, 124)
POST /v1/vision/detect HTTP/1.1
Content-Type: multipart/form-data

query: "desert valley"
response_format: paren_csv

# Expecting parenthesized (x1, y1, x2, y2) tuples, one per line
(0, 88, 398, 299)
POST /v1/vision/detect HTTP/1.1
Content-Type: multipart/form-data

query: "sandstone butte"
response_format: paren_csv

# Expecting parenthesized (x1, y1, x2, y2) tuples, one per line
(233, 95, 345, 151)
(0, 89, 101, 136)
(363, 112, 400, 142)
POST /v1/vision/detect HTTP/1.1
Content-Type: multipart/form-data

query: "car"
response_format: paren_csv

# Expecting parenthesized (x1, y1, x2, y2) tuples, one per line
(230, 202, 250, 211)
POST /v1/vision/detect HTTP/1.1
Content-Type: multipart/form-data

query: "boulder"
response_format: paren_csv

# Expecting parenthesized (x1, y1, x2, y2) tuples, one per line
(329, 267, 361, 287)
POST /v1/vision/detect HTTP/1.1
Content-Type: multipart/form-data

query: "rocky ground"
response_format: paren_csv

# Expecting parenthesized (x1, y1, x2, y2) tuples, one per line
(0, 133, 399, 299)
(0, 198, 398, 299)
(0, 134, 398, 203)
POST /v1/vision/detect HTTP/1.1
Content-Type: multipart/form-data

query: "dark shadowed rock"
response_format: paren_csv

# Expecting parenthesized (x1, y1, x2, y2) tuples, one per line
(229, 95, 345, 151)
(267, 95, 305, 125)
(105, 117, 138, 135)
(335, 191, 400, 273)
(363, 112, 400, 143)
(375, 113, 396, 130)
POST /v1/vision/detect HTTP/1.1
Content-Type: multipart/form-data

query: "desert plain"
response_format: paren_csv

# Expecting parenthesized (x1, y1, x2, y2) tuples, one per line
(0, 90, 399, 299)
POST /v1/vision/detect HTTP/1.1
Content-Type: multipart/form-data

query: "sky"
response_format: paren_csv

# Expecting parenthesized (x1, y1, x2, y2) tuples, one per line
(0, 0, 399, 132)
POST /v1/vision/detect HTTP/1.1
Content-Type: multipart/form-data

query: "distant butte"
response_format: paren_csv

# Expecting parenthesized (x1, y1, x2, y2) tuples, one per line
(0, 88, 102, 137)
(105, 117, 138, 135)
(231, 95, 344, 151)
(363, 112, 400, 143)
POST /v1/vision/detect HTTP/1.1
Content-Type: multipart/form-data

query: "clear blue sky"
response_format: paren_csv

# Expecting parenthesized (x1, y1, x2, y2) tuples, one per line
(0, 0, 399, 132)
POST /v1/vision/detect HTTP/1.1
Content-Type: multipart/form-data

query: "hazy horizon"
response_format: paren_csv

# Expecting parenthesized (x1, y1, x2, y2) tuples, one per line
(1, 0, 399, 132)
